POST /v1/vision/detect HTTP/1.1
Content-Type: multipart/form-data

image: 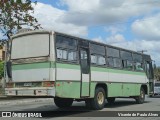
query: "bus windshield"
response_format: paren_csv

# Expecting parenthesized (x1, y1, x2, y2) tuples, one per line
(11, 34, 49, 59)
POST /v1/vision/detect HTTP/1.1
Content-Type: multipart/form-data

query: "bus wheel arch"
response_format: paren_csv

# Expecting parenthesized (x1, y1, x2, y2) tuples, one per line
(141, 84, 148, 94)
(135, 86, 146, 104)
(95, 83, 108, 97)
(85, 83, 107, 110)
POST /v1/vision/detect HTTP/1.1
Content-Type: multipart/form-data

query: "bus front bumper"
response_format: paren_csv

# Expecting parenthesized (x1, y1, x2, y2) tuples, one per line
(5, 87, 55, 97)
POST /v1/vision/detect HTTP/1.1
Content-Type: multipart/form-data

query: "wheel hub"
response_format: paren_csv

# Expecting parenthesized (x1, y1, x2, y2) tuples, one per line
(97, 92, 104, 105)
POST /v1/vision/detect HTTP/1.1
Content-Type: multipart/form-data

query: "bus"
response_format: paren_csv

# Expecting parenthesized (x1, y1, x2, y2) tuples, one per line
(4, 30, 154, 110)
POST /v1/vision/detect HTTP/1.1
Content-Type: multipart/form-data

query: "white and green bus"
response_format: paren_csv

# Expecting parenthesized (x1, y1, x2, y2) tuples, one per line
(5, 30, 154, 110)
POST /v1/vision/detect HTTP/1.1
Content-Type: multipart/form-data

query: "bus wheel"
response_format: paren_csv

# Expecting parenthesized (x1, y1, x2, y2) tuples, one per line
(54, 97, 73, 108)
(135, 88, 145, 104)
(107, 97, 115, 104)
(90, 87, 106, 110)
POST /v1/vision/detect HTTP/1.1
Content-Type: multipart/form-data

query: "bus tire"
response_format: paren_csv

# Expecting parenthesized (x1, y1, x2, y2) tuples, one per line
(90, 87, 106, 110)
(107, 97, 115, 104)
(135, 88, 145, 104)
(54, 97, 73, 108)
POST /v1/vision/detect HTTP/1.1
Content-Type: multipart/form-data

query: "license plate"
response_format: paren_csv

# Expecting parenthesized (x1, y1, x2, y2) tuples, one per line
(24, 83, 32, 87)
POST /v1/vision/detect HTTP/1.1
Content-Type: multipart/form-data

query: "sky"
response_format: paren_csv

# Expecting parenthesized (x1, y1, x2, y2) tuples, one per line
(3, 0, 160, 66)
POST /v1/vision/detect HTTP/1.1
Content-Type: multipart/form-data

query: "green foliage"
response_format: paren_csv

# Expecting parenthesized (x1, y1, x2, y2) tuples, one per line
(0, 61, 4, 79)
(0, 0, 41, 39)
(154, 67, 160, 81)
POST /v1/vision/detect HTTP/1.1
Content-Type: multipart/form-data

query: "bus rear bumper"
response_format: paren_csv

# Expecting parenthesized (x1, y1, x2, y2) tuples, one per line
(5, 87, 55, 97)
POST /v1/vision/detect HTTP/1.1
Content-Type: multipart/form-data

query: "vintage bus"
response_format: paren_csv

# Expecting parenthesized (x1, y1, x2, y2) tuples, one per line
(4, 30, 154, 110)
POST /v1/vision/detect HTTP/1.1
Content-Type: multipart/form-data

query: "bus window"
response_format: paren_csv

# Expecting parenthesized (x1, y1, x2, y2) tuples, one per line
(90, 43, 106, 66)
(56, 35, 78, 62)
(90, 43, 105, 55)
(133, 53, 142, 63)
(121, 50, 133, 70)
(135, 62, 143, 71)
(113, 58, 121, 68)
(56, 35, 77, 50)
(107, 47, 120, 58)
(106, 47, 121, 68)
(97, 56, 106, 65)
(91, 55, 97, 64)
(68, 51, 77, 61)
(120, 50, 132, 61)
(107, 57, 114, 67)
(57, 49, 67, 60)
(91, 55, 106, 65)
(122, 60, 133, 70)
(80, 49, 89, 74)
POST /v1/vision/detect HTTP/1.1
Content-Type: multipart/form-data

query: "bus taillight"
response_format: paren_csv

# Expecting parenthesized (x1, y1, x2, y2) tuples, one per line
(6, 83, 14, 88)
(43, 81, 54, 87)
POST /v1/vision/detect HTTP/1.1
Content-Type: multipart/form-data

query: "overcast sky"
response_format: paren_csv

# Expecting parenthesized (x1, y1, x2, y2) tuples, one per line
(10, 0, 160, 65)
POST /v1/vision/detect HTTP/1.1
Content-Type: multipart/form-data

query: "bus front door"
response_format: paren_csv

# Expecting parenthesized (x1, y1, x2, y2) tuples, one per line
(80, 48, 90, 97)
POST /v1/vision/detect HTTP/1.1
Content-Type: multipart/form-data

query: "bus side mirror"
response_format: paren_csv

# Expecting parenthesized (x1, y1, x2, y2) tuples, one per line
(6, 61, 12, 78)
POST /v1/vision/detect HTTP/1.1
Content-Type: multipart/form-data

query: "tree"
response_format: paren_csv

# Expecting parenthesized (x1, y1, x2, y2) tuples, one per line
(0, 61, 4, 79)
(154, 67, 160, 81)
(0, 0, 41, 39)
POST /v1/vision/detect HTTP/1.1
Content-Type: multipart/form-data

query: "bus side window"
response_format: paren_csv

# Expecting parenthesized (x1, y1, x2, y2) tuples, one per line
(107, 57, 114, 67)
(122, 60, 133, 70)
(80, 50, 89, 74)
(68, 51, 77, 61)
(113, 58, 122, 68)
(97, 56, 106, 65)
(135, 62, 143, 71)
(90, 43, 106, 66)
(91, 55, 97, 64)
(57, 49, 67, 60)
(106, 47, 121, 68)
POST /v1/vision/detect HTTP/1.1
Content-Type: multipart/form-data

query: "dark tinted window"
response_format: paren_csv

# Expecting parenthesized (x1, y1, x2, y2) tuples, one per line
(155, 83, 160, 87)
(121, 50, 132, 60)
(122, 60, 133, 70)
(133, 53, 142, 62)
(90, 43, 105, 55)
(107, 57, 121, 68)
(107, 58, 114, 67)
(78, 40, 89, 47)
(57, 48, 77, 61)
(56, 35, 77, 49)
(107, 47, 120, 57)
(80, 49, 89, 74)
(113, 58, 121, 68)
(91, 55, 106, 65)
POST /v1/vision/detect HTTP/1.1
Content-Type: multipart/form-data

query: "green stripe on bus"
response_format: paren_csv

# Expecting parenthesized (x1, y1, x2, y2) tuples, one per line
(12, 62, 55, 70)
(12, 62, 145, 76)
(91, 67, 145, 76)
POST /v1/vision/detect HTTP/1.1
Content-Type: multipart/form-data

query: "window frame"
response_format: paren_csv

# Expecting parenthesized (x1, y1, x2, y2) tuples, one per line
(55, 34, 79, 64)
(106, 47, 122, 69)
(89, 42, 106, 67)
